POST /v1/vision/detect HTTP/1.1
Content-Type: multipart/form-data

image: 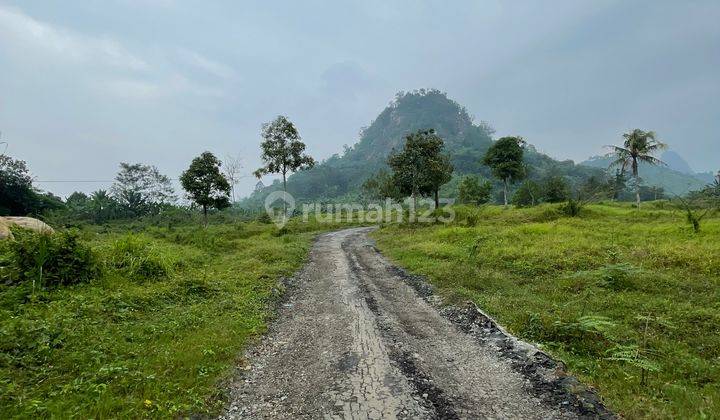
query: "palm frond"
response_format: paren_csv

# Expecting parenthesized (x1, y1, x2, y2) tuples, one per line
(637, 155, 666, 166)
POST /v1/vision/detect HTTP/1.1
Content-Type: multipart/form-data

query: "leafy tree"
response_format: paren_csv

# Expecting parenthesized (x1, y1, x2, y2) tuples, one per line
(254, 116, 315, 213)
(388, 129, 454, 208)
(542, 175, 570, 203)
(111, 163, 176, 216)
(482, 136, 526, 206)
(361, 169, 401, 201)
(89, 190, 118, 223)
(180, 152, 231, 224)
(0, 155, 37, 215)
(608, 129, 666, 208)
(512, 180, 541, 207)
(458, 175, 492, 205)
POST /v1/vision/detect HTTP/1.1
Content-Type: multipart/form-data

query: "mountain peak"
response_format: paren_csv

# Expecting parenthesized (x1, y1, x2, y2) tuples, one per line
(661, 150, 694, 174)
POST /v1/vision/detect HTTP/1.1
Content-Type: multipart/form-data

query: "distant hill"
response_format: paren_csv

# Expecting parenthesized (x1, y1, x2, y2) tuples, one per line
(580, 155, 708, 195)
(241, 90, 615, 207)
(661, 150, 694, 174)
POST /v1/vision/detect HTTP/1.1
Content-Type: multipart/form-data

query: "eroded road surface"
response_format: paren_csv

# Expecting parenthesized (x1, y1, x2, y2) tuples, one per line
(223, 228, 608, 419)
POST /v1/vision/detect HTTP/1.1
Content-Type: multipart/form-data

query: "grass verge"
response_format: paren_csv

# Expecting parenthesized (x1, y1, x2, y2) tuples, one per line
(372, 203, 719, 419)
(0, 218, 350, 418)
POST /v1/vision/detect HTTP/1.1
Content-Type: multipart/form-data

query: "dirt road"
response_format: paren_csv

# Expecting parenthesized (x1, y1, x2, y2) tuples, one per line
(223, 227, 611, 419)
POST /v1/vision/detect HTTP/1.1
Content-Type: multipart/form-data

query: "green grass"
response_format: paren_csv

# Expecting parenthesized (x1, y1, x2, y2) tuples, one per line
(372, 203, 720, 419)
(0, 217, 352, 418)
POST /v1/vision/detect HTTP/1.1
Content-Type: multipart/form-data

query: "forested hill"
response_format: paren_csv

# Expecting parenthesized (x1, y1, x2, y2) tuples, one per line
(241, 89, 602, 206)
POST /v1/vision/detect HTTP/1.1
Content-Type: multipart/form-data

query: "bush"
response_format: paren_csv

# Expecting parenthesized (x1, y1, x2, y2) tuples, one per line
(105, 234, 172, 281)
(8, 229, 99, 287)
(458, 175, 492, 205)
(512, 180, 541, 207)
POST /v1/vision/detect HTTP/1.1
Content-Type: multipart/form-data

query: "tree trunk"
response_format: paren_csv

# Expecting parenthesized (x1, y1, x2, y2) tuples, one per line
(633, 160, 641, 209)
(503, 178, 509, 207)
(282, 172, 287, 216)
(434, 189, 439, 210)
(203, 205, 208, 226)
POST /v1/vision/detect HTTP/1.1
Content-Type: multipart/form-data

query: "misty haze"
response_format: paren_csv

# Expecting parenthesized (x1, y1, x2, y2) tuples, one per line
(1, 1, 718, 419)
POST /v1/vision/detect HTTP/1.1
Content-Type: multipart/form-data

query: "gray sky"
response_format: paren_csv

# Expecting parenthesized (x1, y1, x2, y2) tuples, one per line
(1, 0, 718, 198)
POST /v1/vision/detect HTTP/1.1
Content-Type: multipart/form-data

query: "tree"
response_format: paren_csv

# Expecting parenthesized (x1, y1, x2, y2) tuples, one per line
(608, 129, 666, 209)
(89, 190, 117, 223)
(608, 169, 627, 201)
(542, 175, 570, 203)
(180, 152, 231, 224)
(0, 154, 36, 215)
(458, 175, 492, 205)
(388, 129, 454, 209)
(512, 180, 541, 207)
(482, 136, 526, 206)
(254, 116, 315, 213)
(223, 154, 243, 203)
(362, 169, 401, 201)
(111, 163, 176, 216)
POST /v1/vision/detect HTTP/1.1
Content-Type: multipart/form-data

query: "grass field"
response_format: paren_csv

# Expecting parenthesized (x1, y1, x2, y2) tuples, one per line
(0, 216, 352, 418)
(372, 203, 719, 419)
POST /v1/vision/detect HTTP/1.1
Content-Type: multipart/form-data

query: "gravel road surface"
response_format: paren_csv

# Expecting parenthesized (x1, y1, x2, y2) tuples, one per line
(222, 227, 611, 419)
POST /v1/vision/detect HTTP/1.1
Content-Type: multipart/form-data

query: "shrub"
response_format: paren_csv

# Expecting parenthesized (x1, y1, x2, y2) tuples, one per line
(8, 229, 99, 287)
(458, 175, 492, 205)
(512, 180, 541, 207)
(105, 234, 171, 282)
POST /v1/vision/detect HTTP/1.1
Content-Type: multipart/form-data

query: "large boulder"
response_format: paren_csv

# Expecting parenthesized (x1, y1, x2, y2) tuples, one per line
(0, 218, 12, 240)
(0, 217, 55, 240)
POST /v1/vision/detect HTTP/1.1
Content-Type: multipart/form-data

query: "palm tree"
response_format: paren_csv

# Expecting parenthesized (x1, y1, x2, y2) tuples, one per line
(607, 129, 666, 209)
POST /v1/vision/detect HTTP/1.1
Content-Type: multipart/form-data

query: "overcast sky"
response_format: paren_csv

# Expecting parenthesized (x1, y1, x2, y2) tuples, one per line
(1, 0, 718, 198)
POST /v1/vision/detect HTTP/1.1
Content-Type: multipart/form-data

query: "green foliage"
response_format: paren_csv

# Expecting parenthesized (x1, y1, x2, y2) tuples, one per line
(104, 234, 173, 282)
(562, 198, 582, 217)
(512, 180, 540, 207)
(542, 175, 570, 203)
(361, 169, 401, 201)
(253, 115, 315, 187)
(7, 230, 99, 288)
(0, 155, 64, 216)
(0, 219, 340, 418)
(373, 203, 720, 418)
(180, 152, 231, 221)
(458, 175, 492, 205)
(111, 162, 176, 217)
(607, 129, 667, 208)
(387, 129, 454, 206)
(482, 136, 526, 205)
(242, 90, 603, 208)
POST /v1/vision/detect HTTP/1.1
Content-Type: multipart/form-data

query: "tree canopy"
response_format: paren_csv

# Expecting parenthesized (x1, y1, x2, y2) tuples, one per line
(482, 136, 526, 205)
(180, 152, 231, 223)
(387, 129, 454, 208)
(254, 116, 315, 190)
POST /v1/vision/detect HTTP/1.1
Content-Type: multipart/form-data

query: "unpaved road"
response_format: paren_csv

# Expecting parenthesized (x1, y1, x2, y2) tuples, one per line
(223, 227, 610, 419)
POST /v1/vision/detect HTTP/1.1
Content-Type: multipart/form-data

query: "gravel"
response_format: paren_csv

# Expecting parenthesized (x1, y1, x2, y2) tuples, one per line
(221, 227, 614, 419)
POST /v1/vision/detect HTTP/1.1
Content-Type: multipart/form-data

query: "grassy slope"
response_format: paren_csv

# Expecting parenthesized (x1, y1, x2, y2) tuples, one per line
(372, 203, 719, 419)
(0, 218, 349, 418)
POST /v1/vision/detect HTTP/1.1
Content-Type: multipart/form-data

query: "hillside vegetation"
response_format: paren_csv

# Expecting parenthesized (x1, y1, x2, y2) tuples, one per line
(372, 203, 719, 419)
(242, 90, 604, 206)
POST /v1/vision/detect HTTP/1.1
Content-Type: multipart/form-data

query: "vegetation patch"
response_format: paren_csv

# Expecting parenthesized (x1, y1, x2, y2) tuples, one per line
(372, 203, 720, 419)
(0, 218, 351, 418)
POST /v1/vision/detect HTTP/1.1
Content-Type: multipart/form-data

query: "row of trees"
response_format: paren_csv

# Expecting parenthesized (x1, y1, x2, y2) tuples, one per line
(361, 128, 678, 210)
(0, 114, 315, 225)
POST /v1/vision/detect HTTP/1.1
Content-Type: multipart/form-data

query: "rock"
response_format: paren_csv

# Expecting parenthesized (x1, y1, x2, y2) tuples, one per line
(0, 219, 13, 240)
(0, 216, 55, 239)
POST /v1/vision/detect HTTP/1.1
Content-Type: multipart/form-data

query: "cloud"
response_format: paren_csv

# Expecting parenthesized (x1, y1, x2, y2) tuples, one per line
(0, 5, 148, 71)
(176, 48, 237, 80)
